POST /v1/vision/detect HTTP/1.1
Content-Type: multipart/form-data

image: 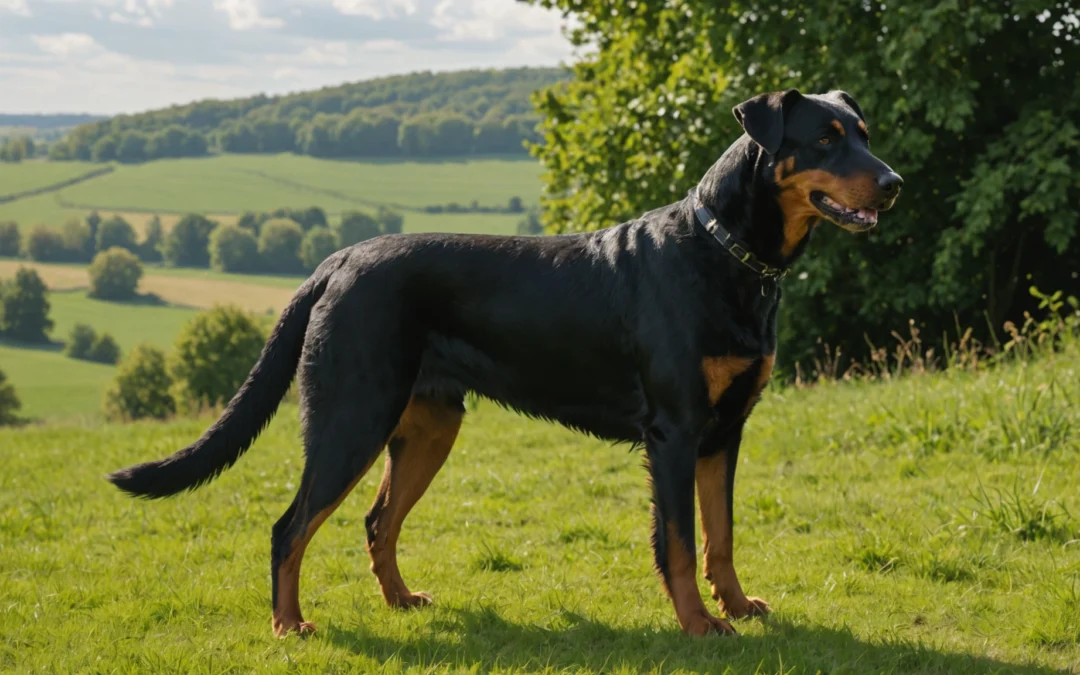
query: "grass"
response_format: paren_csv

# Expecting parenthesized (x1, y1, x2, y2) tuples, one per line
(0, 155, 541, 234)
(0, 160, 100, 199)
(1, 346, 1078, 672)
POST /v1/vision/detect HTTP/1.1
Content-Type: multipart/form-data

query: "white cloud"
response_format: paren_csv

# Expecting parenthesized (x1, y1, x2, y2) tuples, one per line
(0, 0, 30, 16)
(212, 0, 284, 30)
(332, 0, 415, 20)
(32, 33, 101, 58)
(109, 11, 154, 26)
(431, 0, 563, 42)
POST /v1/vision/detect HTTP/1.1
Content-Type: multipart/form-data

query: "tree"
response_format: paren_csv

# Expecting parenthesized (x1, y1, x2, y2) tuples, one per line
(139, 216, 164, 262)
(376, 207, 404, 235)
(95, 216, 138, 253)
(86, 211, 101, 244)
(300, 226, 339, 271)
(163, 213, 216, 267)
(209, 224, 260, 273)
(529, 0, 1080, 367)
(88, 247, 143, 301)
(507, 196, 525, 214)
(257, 218, 305, 274)
(335, 211, 381, 247)
(88, 333, 121, 364)
(22, 225, 66, 262)
(169, 305, 266, 411)
(65, 323, 98, 360)
(0, 222, 21, 257)
(0, 135, 34, 162)
(0, 367, 21, 426)
(91, 135, 118, 162)
(296, 114, 338, 157)
(516, 209, 544, 236)
(116, 131, 149, 163)
(104, 344, 176, 421)
(0, 267, 52, 342)
(61, 219, 94, 262)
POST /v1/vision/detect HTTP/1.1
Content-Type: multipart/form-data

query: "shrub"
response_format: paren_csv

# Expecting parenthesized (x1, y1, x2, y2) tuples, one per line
(88, 247, 143, 301)
(257, 218, 304, 274)
(335, 211, 380, 248)
(300, 226, 338, 271)
(209, 223, 260, 273)
(0, 222, 20, 257)
(516, 210, 544, 235)
(104, 344, 176, 421)
(162, 213, 216, 268)
(139, 216, 164, 262)
(22, 225, 67, 262)
(376, 207, 404, 235)
(60, 219, 94, 262)
(65, 323, 97, 359)
(0, 367, 21, 426)
(170, 305, 266, 411)
(88, 333, 121, 365)
(95, 216, 138, 253)
(0, 267, 52, 342)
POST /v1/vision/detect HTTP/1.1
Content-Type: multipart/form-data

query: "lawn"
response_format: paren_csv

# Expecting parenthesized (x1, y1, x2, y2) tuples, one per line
(1, 348, 1077, 672)
(0, 155, 541, 234)
(0, 160, 100, 199)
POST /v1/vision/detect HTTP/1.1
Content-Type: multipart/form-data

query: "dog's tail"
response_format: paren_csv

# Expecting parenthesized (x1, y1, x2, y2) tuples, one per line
(107, 271, 331, 499)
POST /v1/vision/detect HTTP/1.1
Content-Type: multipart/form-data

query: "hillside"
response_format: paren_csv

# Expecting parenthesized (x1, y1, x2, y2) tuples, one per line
(51, 68, 568, 163)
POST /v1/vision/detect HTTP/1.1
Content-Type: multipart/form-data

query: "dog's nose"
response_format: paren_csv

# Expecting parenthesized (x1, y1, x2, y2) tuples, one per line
(877, 171, 903, 197)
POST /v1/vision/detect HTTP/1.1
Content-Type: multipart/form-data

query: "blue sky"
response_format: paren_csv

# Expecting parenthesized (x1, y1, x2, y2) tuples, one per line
(0, 0, 574, 114)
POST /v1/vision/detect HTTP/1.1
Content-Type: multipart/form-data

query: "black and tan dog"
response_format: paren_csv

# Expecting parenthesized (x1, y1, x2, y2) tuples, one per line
(110, 89, 902, 638)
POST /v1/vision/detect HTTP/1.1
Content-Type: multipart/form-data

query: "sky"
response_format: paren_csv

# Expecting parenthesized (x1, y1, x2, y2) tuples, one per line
(0, 0, 575, 115)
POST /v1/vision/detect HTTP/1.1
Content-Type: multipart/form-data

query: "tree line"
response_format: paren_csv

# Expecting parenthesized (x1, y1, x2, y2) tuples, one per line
(47, 68, 566, 163)
(0, 205, 405, 276)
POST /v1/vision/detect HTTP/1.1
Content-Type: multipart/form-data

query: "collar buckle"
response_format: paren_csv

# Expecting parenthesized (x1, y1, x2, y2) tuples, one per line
(690, 188, 790, 284)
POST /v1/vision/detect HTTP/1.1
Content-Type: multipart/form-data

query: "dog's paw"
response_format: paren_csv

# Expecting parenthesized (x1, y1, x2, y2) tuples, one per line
(722, 595, 770, 619)
(681, 610, 737, 637)
(391, 591, 433, 609)
(272, 618, 316, 638)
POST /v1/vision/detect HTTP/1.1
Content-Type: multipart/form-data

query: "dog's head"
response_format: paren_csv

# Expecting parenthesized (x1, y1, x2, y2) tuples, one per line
(734, 89, 902, 241)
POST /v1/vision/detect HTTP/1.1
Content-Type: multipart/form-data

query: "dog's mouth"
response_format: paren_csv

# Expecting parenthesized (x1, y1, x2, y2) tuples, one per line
(810, 191, 878, 232)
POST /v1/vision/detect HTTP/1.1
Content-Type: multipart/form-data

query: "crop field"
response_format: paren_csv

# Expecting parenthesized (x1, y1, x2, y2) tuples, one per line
(1, 345, 1078, 672)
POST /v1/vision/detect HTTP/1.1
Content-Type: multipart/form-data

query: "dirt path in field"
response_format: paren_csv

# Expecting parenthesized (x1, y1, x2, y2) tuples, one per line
(0, 260, 296, 314)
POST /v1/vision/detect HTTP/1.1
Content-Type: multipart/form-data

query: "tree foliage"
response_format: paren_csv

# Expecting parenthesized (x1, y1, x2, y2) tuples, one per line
(163, 214, 216, 267)
(0, 267, 53, 342)
(209, 223, 260, 273)
(96, 216, 138, 254)
(257, 218, 305, 274)
(300, 226, 339, 271)
(0, 222, 19, 257)
(530, 0, 1080, 365)
(104, 344, 175, 421)
(0, 367, 21, 426)
(88, 247, 143, 301)
(169, 305, 266, 411)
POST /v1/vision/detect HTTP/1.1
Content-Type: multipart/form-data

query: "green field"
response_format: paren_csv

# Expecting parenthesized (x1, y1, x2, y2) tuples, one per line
(1, 349, 1078, 672)
(0, 160, 101, 199)
(0, 155, 542, 234)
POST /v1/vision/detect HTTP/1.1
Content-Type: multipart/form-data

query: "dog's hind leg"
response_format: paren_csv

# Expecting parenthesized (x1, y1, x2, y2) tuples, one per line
(364, 394, 463, 608)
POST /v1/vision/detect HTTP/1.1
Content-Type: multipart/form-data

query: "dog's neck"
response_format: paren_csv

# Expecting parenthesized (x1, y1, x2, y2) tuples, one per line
(695, 137, 811, 270)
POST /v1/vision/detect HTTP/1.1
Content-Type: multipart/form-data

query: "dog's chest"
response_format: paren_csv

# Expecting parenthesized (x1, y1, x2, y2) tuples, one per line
(700, 354, 775, 417)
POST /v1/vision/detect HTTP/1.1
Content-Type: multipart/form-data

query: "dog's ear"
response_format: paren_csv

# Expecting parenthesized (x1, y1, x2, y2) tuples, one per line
(831, 90, 865, 121)
(732, 89, 802, 155)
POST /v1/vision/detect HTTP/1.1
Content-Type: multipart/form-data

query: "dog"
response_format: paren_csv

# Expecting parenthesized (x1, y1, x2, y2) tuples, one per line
(109, 89, 902, 638)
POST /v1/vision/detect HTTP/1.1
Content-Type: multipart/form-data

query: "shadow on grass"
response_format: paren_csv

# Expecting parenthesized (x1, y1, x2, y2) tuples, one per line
(0, 336, 63, 353)
(324, 607, 1058, 674)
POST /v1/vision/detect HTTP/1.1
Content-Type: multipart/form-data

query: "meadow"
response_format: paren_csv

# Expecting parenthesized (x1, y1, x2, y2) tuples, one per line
(1, 345, 1078, 673)
(0, 155, 541, 235)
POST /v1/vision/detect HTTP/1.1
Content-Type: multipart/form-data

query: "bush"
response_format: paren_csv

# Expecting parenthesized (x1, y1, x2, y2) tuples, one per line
(104, 344, 176, 421)
(170, 305, 266, 411)
(376, 207, 404, 235)
(22, 225, 67, 262)
(516, 209, 544, 235)
(257, 218, 305, 274)
(0, 267, 52, 342)
(209, 224, 260, 273)
(162, 213, 216, 268)
(96, 216, 138, 253)
(88, 247, 143, 301)
(60, 219, 94, 262)
(300, 226, 339, 271)
(88, 333, 121, 364)
(0, 367, 21, 426)
(0, 222, 20, 257)
(65, 323, 97, 359)
(335, 211, 380, 248)
(139, 216, 164, 262)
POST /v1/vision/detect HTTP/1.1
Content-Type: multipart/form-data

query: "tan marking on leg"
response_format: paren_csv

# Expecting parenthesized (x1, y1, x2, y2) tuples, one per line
(743, 354, 776, 416)
(696, 453, 770, 620)
(367, 397, 462, 608)
(273, 459, 376, 637)
(830, 119, 846, 136)
(662, 522, 735, 636)
(701, 356, 754, 406)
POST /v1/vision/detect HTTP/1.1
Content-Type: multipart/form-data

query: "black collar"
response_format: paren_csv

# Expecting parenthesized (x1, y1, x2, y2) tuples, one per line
(689, 188, 789, 281)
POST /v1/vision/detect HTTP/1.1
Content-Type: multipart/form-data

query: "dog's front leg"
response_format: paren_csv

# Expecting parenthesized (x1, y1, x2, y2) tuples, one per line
(645, 417, 735, 636)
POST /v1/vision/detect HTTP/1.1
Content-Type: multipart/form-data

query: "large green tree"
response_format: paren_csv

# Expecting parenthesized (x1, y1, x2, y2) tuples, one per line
(0, 267, 53, 343)
(530, 0, 1080, 366)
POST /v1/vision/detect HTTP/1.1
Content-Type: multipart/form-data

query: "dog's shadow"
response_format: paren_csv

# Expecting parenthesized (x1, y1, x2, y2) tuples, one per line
(323, 605, 1057, 673)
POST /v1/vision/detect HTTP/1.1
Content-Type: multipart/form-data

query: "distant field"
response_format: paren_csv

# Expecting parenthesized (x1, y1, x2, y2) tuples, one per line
(0, 161, 102, 199)
(0, 260, 300, 313)
(0, 155, 540, 235)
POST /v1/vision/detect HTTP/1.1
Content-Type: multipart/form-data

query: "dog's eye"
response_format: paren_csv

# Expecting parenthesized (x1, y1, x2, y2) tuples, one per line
(817, 137, 831, 146)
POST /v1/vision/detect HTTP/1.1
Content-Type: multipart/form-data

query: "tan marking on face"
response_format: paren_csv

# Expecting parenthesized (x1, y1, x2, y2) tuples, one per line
(857, 120, 869, 136)
(701, 356, 754, 406)
(776, 169, 881, 256)
(830, 119, 846, 136)
(773, 156, 796, 183)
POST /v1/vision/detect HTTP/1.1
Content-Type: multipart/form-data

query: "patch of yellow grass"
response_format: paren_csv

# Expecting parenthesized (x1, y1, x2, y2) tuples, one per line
(0, 260, 293, 313)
